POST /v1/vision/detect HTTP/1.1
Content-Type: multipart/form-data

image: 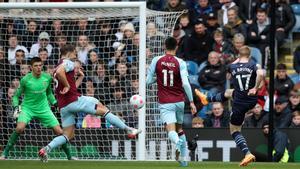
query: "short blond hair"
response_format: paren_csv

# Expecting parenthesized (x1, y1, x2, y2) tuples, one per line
(192, 117, 204, 124)
(239, 46, 251, 58)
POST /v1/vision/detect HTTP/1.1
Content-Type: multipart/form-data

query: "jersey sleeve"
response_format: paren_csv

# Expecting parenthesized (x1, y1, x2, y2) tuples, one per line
(146, 57, 158, 86)
(179, 59, 193, 102)
(45, 75, 57, 105)
(62, 59, 75, 72)
(12, 77, 26, 107)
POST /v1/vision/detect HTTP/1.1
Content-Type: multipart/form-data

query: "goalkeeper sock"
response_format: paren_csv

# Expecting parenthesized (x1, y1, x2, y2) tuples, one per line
(3, 131, 20, 157)
(61, 143, 72, 160)
(47, 135, 68, 152)
(178, 131, 187, 161)
(104, 111, 128, 130)
(168, 131, 179, 145)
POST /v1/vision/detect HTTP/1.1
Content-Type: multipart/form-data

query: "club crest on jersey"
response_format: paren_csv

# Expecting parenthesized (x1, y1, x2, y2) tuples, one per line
(43, 81, 47, 87)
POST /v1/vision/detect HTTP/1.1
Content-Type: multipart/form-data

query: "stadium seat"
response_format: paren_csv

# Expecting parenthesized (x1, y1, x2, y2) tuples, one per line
(186, 60, 199, 75)
(292, 4, 300, 15)
(188, 75, 200, 87)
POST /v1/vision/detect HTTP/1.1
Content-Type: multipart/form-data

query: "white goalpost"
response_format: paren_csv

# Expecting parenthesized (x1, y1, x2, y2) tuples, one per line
(0, 2, 183, 161)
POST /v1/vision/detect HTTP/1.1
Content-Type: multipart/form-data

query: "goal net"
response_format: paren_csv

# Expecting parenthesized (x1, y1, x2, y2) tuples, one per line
(0, 2, 183, 160)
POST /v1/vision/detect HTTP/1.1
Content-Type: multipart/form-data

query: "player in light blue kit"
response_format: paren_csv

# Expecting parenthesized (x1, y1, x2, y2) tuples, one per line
(146, 37, 197, 167)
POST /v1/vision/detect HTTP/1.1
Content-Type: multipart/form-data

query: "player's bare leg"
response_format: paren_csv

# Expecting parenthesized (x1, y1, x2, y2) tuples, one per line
(96, 102, 141, 139)
(230, 124, 255, 167)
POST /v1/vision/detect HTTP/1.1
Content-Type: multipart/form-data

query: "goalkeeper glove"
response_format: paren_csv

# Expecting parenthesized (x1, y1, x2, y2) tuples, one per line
(13, 106, 21, 119)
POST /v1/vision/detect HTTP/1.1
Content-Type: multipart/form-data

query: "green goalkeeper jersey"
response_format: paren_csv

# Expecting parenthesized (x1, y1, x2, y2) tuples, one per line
(12, 72, 57, 112)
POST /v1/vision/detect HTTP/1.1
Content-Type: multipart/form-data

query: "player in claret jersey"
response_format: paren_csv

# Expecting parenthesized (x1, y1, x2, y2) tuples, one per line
(38, 44, 141, 162)
(146, 37, 197, 167)
(0, 57, 73, 160)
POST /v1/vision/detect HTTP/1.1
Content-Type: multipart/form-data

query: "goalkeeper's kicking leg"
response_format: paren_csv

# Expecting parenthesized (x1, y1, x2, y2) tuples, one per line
(39, 97, 141, 161)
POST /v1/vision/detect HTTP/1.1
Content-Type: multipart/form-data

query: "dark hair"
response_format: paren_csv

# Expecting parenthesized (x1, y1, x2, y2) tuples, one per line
(256, 8, 267, 14)
(276, 63, 287, 70)
(38, 48, 48, 54)
(30, 57, 42, 65)
(164, 37, 177, 50)
(60, 44, 76, 56)
(16, 49, 25, 55)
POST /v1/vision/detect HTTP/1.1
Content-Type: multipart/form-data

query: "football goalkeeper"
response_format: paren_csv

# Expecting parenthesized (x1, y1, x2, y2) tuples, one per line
(0, 57, 73, 160)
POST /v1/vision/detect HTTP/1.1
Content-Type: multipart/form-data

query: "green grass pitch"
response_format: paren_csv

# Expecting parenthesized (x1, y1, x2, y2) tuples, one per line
(0, 161, 299, 169)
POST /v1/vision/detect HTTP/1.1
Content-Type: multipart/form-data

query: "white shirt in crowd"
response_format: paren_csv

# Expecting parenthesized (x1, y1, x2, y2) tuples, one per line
(29, 43, 53, 58)
(8, 45, 29, 65)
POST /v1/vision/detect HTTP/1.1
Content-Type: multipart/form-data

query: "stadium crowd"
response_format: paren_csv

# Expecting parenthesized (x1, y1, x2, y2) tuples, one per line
(0, 0, 299, 133)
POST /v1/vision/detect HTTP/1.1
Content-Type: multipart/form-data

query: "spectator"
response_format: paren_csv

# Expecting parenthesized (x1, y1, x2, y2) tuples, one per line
(49, 19, 65, 42)
(38, 48, 49, 68)
(183, 18, 213, 65)
(173, 24, 186, 58)
(29, 32, 53, 58)
(107, 83, 131, 117)
(288, 89, 300, 112)
(189, 0, 215, 24)
(126, 32, 139, 63)
(274, 0, 296, 47)
(260, 121, 290, 162)
(94, 19, 117, 62)
(164, 0, 187, 12)
(223, 8, 247, 40)
(8, 49, 25, 81)
(192, 117, 204, 128)
(217, 0, 239, 26)
(290, 111, 300, 128)
(198, 51, 227, 93)
(178, 13, 193, 36)
(146, 22, 165, 54)
(274, 96, 292, 128)
(244, 103, 268, 128)
(76, 34, 95, 65)
(212, 28, 234, 65)
(52, 34, 67, 63)
(115, 20, 127, 42)
(0, 46, 10, 87)
(115, 62, 130, 87)
(238, 0, 260, 25)
(22, 20, 39, 50)
(127, 75, 139, 96)
(204, 102, 230, 128)
(86, 49, 100, 77)
(274, 63, 294, 97)
(68, 19, 92, 42)
(7, 35, 29, 65)
(247, 8, 270, 67)
(293, 45, 300, 74)
(20, 62, 30, 77)
(206, 12, 220, 34)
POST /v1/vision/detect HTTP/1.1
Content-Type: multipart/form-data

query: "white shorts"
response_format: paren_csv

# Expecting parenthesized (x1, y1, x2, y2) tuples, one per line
(159, 101, 185, 125)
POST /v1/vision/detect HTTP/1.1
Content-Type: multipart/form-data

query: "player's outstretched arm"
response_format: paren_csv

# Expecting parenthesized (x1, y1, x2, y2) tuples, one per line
(146, 57, 158, 86)
(47, 76, 57, 106)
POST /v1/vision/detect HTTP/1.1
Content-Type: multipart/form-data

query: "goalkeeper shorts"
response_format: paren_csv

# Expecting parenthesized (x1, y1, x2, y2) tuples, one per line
(17, 106, 59, 128)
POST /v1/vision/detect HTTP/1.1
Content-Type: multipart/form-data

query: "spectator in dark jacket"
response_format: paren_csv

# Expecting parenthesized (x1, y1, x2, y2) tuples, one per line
(198, 51, 227, 93)
(274, 63, 294, 97)
(274, 0, 296, 47)
(247, 8, 270, 66)
(182, 18, 213, 65)
(238, 0, 260, 25)
(262, 122, 290, 162)
(223, 8, 248, 40)
(244, 103, 268, 128)
(189, 0, 215, 24)
(212, 28, 234, 65)
(204, 102, 230, 128)
(274, 96, 292, 128)
(293, 45, 300, 74)
(164, 0, 187, 12)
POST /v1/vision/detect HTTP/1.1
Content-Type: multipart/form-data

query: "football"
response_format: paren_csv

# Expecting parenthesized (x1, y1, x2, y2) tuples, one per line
(130, 94, 145, 109)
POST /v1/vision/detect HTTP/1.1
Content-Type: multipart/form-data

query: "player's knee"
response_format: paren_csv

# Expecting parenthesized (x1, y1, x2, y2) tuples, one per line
(230, 123, 242, 134)
(96, 103, 109, 116)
